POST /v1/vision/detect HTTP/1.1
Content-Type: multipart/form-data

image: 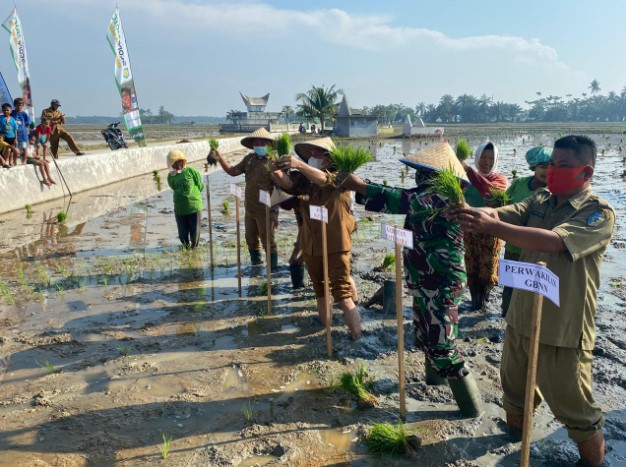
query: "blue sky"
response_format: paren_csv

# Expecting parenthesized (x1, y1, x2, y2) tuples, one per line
(1, 0, 625, 117)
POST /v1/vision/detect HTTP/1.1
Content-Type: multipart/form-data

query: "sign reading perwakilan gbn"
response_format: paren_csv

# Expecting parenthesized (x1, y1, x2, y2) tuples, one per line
(106, 8, 146, 147)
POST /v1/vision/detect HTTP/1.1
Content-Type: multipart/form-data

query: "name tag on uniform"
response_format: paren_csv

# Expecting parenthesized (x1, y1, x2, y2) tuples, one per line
(309, 205, 328, 223)
(259, 190, 271, 207)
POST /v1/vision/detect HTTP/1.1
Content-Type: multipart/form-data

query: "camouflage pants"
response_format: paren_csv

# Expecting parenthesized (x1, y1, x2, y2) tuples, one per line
(412, 290, 467, 379)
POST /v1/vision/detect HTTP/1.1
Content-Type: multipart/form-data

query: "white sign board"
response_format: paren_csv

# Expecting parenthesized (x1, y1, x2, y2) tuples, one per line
(309, 205, 328, 223)
(499, 259, 560, 306)
(230, 184, 242, 198)
(381, 224, 414, 249)
(259, 190, 271, 207)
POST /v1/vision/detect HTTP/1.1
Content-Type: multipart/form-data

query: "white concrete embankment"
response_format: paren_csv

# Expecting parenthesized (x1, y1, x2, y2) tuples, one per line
(0, 136, 247, 215)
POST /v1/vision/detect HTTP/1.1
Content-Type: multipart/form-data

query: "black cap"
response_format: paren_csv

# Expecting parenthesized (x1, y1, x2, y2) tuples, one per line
(51, 99, 61, 106)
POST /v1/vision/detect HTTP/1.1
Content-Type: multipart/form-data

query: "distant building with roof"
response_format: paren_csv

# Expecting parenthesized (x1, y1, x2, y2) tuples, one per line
(333, 95, 378, 137)
(220, 92, 282, 133)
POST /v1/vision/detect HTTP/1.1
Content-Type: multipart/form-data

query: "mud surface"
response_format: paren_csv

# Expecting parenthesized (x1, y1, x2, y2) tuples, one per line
(1, 132, 625, 466)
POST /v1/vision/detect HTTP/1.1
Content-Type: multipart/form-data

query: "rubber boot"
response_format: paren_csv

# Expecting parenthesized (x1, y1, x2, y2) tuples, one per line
(506, 412, 524, 442)
(469, 283, 479, 310)
(290, 263, 305, 289)
(270, 252, 278, 269)
(577, 431, 605, 467)
(249, 250, 263, 265)
(425, 359, 447, 386)
(448, 372, 483, 418)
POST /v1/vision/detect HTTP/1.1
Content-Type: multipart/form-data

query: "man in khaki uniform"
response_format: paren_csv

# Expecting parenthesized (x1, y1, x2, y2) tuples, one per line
(40, 99, 84, 158)
(454, 135, 614, 467)
(214, 128, 278, 267)
(270, 137, 361, 340)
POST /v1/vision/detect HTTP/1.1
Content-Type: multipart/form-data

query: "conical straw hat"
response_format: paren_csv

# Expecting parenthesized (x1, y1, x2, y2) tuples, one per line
(400, 142, 468, 182)
(294, 137, 336, 161)
(240, 127, 276, 149)
(166, 149, 187, 168)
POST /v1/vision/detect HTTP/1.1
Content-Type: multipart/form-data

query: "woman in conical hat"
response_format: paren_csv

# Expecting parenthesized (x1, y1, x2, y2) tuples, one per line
(461, 141, 508, 312)
(213, 128, 279, 268)
(270, 137, 362, 340)
(340, 142, 483, 418)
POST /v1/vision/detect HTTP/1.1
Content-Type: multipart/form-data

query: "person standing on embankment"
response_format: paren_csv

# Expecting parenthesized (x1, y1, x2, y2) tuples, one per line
(40, 99, 85, 158)
(450, 135, 615, 467)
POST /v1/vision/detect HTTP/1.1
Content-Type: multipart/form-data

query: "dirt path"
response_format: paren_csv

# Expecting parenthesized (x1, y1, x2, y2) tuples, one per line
(0, 135, 625, 466)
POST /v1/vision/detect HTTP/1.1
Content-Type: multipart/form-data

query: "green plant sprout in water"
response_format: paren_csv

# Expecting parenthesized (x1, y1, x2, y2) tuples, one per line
(382, 253, 395, 270)
(339, 363, 378, 407)
(330, 145, 372, 174)
(511, 169, 518, 179)
(276, 132, 292, 156)
(221, 200, 230, 214)
(161, 433, 173, 459)
(37, 359, 56, 373)
(56, 211, 67, 223)
(242, 399, 255, 423)
(428, 167, 465, 206)
(118, 345, 132, 356)
(366, 422, 420, 456)
(24, 204, 33, 214)
(259, 280, 268, 296)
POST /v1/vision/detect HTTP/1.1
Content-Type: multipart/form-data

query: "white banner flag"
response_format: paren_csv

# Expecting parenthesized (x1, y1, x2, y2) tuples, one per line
(2, 8, 35, 122)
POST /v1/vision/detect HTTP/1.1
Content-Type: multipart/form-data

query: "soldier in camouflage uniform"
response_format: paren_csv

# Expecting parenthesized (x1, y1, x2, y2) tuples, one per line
(342, 142, 482, 417)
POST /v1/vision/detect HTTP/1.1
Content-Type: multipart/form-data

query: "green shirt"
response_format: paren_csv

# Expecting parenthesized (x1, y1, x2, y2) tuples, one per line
(497, 188, 615, 349)
(504, 176, 546, 255)
(167, 166, 205, 215)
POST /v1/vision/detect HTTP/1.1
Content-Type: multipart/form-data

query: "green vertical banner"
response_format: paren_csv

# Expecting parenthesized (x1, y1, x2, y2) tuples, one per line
(106, 8, 146, 147)
(2, 8, 35, 123)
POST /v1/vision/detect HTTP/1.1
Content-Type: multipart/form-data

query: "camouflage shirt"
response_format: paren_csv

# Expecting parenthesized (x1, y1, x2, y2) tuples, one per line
(358, 182, 466, 296)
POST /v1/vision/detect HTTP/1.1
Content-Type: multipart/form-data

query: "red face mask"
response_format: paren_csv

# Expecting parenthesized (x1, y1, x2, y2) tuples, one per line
(546, 166, 589, 194)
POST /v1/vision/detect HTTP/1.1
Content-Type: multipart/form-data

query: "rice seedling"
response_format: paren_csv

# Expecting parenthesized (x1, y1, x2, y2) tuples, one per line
(511, 169, 518, 179)
(383, 180, 388, 186)
(24, 204, 33, 214)
(161, 433, 173, 459)
(152, 169, 159, 179)
(118, 344, 132, 356)
(259, 280, 268, 296)
(221, 200, 230, 214)
(330, 146, 372, 173)
(488, 188, 511, 207)
(276, 132, 292, 156)
(56, 211, 67, 223)
(339, 363, 378, 407)
(382, 253, 395, 270)
(242, 399, 255, 423)
(37, 359, 56, 373)
(0, 282, 15, 305)
(36, 266, 51, 288)
(207, 139, 219, 165)
(455, 138, 472, 161)
(428, 167, 465, 206)
(366, 422, 420, 456)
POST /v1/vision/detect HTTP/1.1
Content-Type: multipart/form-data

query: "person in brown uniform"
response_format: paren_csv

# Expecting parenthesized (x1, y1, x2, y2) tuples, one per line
(40, 99, 84, 158)
(213, 127, 278, 267)
(270, 137, 361, 340)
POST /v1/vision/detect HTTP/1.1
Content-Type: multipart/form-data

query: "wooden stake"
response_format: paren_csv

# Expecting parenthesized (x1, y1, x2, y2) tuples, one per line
(395, 240, 406, 420)
(322, 221, 332, 357)
(265, 205, 272, 315)
(205, 176, 214, 268)
(520, 261, 546, 467)
(235, 195, 242, 296)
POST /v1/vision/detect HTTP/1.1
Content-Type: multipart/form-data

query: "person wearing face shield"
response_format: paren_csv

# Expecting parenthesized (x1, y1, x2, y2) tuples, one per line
(449, 136, 615, 466)
(338, 142, 483, 418)
(213, 127, 279, 267)
(270, 137, 361, 340)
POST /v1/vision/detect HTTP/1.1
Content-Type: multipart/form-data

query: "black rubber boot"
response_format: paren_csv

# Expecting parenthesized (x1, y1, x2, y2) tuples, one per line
(270, 252, 278, 269)
(425, 359, 447, 386)
(249, 250, 263, 265)
(290, 263, 305, 289)
(448, 372, 483, 418)
(469, 283, 480, 311)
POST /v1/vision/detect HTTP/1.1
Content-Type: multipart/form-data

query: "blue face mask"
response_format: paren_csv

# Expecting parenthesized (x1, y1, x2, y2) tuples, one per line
(253, 146, 267, 157)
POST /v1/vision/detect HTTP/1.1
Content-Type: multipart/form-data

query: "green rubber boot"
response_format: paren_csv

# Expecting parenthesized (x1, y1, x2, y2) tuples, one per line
(448, 372, 483, 418)
(249, 250, 263, 265)
(425, 359, 447, 386)
(270, 252, 278, 269)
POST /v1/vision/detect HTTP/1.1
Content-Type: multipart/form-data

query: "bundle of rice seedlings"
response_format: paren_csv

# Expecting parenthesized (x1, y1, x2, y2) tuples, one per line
(455, 138, 472, 161)
(488, 188, 510, 207)
(428, 166, 465, 207)
(276, 133, 292, 156)
(339, 363, 378, 407)
(330, 145, 372, 173)
(366, 422, 419, 456)
(207, 139, 219, 166)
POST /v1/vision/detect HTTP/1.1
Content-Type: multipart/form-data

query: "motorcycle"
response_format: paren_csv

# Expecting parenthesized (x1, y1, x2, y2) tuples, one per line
(101, 122, 128, 150)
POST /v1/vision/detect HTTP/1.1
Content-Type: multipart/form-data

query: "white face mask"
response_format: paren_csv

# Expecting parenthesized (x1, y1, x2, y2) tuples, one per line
(308, 157, 323, 169)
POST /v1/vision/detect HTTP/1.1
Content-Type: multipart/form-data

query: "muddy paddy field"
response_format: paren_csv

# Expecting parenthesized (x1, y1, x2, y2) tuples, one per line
(1, 129, 626, 466)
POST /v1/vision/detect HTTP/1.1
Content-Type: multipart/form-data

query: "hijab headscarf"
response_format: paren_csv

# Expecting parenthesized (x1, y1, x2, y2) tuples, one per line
(473, 141, 499, 176)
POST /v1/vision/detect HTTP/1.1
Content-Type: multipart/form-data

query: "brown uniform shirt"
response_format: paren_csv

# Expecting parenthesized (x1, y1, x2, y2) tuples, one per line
(497, 188, 615, 349)
(289, 172, 355, 256)
(234, 153, 274, 214)
(40, 107, 64, 132)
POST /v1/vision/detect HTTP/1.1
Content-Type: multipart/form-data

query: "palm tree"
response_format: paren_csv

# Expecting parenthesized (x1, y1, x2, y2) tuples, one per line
(589, 79, 601, 94)
(281, 105, 295, 123)
(295, 84, 341, 132)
